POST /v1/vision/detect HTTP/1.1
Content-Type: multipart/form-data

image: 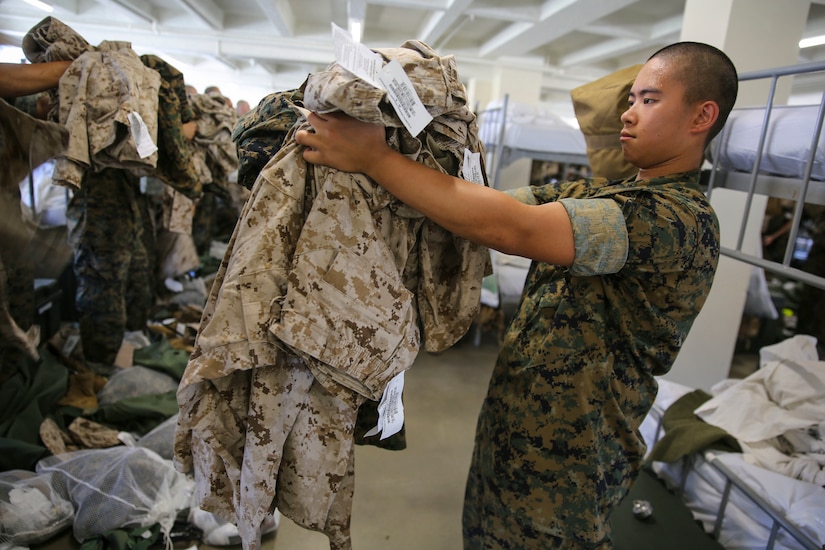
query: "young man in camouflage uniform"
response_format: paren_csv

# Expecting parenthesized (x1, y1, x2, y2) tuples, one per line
(296, 41, 737, 549)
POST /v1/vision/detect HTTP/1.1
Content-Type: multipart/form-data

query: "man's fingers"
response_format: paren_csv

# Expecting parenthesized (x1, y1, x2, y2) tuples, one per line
(306, 111, 328, 125)
(295, 128, 317, 148)
(301, 147, 322, 164)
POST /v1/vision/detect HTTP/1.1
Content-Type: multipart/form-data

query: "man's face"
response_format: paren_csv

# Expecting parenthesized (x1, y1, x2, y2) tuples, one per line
(619, 57, 696, 176)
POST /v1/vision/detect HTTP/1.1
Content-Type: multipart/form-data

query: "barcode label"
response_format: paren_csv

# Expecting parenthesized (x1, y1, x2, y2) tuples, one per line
(331, 23, 433, 137)
(463, 149, 485, 184)
(377, 60, 432, 136)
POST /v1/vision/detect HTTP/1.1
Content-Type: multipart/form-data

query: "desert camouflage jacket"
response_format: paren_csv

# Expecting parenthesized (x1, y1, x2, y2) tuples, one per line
(23, 17, 161, 190)
(187, 93, 240, 189)
(175, 41, 491, 550)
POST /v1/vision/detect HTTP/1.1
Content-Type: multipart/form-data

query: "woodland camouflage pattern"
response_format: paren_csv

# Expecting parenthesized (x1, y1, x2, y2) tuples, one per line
(231, 87, 304, 190)
(67, 168, 155, 367)
(463, 171, 720, 549)
(175, 41, 491, 550)
(140, 54, 202, 200)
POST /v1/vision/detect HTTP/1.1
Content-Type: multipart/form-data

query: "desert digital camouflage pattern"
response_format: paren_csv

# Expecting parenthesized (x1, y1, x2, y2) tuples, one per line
(187, 93, 240, 190)
(175, 41, 491, 550)
(55, 42, 161, 189)
(160, 184, 197, 235)
(232, 88, 410, 451)
(463, 171, 720, 548)
(22, 16, 91, 63)
(23, 18, 162, 190)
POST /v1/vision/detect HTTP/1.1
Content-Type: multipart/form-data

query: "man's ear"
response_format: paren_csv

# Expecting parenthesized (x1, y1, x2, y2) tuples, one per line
(691, 100, 719, 134)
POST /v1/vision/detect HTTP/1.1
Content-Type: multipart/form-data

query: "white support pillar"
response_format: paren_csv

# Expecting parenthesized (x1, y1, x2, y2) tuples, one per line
(665, 0, 811, 390)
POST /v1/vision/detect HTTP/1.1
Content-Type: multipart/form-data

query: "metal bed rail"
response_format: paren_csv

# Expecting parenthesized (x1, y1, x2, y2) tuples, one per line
(705, 59, 825, 291)
(473, 93, 510, 188)
(651, 415, 821, 550)
(476, 94, 590, 188)
(708, 455, 821, 550)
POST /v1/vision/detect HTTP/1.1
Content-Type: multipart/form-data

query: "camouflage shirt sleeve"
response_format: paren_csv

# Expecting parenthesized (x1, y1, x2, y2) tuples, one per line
(504, 186, 540, 205)
(560, 197, 628, 276)
(505, 183, 628, 276)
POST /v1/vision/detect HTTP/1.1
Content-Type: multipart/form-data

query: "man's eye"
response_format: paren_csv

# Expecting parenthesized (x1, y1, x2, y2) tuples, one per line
(643, 98, 655, 104)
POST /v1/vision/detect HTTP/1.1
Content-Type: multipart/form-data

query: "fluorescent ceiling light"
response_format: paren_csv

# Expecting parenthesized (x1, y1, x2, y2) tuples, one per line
(800, 34, 825, 49)
(23, 0, 53, 12)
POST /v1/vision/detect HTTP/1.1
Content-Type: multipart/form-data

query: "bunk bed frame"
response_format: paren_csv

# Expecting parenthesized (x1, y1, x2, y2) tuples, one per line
(706, 59, 825, 291)
(643, 59, 825, 550)
(479, 94, 590, 189)
(651, 415, 822, 550)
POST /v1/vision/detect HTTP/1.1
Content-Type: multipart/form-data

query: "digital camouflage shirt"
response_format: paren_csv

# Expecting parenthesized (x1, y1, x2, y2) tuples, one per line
(463, 171, 720, 548)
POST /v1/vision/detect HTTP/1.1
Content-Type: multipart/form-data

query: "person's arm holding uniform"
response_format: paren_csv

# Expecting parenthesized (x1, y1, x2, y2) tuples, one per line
(295, 112, 576, 267)
(0, 61, 72, 98)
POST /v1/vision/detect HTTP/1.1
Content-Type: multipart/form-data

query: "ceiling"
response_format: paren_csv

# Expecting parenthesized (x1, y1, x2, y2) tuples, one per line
(3, 0, 825, 107)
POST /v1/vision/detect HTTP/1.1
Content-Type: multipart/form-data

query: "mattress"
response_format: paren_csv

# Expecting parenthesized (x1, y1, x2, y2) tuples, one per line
(478, 99, 587, 156)
(710, 104, 825, 181)
(641, 376, 825, 550)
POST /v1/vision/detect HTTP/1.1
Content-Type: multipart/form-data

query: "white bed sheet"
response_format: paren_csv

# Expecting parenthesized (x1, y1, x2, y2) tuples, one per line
(641, 377, 825, 550)
(711, 104, 825, 181)
(489, 251, 530, 303)
(694, 335, 825, 487)
(478, 99, 587, 157)
(488, 123, 587, 156)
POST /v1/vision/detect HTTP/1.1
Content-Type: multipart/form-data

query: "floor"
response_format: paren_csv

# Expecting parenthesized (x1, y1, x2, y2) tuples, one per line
(262, 336, 499, 550)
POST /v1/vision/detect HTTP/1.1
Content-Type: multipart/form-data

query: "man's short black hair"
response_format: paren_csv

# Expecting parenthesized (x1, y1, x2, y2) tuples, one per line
(649, 42, 739, 143)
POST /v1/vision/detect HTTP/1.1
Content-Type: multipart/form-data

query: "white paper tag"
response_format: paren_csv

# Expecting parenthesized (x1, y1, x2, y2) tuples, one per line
(331, 22, 383, 88)
(462, 148, 485, 185)
(377, 60, 433, 136)
(127, 111, 158, 158)
(330, 23, 432, 137)
(364, 371, 405, 440)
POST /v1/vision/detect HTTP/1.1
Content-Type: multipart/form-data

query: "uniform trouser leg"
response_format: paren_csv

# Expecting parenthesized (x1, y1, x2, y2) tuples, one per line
(68, 169, 152, 365)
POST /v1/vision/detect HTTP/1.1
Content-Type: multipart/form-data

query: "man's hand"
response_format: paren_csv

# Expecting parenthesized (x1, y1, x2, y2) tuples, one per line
(295, 111, 389, 175)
